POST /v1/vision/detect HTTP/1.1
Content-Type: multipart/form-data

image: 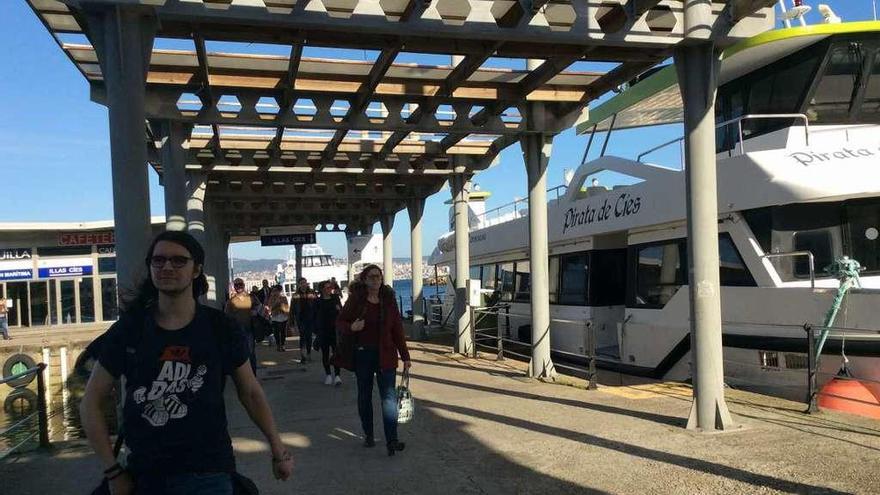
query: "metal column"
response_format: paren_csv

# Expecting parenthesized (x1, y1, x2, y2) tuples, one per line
(675, 33, 735, 430)
(380, 213, 394, 287)
(451, 172, 473, 355)
(84, 7, 156, 296)
(521, 133, 556, 379)
(408, 198, 426, 339)
(295, 244, 303, 284)
(156, 120, 192, 231)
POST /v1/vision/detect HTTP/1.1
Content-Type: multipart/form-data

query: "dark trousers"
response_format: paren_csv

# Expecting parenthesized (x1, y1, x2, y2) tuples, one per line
(135, 472, 232, 495)
(272, 321, 287, 349)
(354, 348, 398, 444)
(299, 324, 313, 356)
(321, 338, 339, 376)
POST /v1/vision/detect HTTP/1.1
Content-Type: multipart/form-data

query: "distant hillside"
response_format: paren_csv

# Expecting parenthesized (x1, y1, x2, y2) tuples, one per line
(231, 258, 284, 273)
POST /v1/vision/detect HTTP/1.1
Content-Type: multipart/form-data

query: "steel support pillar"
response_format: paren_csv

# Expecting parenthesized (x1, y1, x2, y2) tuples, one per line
(156, 120, 192, 231)
(675, 40, 735, 431)
(295, 244, 303, 284)
(380, 213, 395, 287)
(450, 172, 473, 355)
(521, 133, 556, 379)
(408, 198, 426, 339)
(186, 172, 208, 247)
(84, 7, 156, 297)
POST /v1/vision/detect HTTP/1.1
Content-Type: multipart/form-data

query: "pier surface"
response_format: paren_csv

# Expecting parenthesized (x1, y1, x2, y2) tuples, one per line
(2, 336, 879, 494)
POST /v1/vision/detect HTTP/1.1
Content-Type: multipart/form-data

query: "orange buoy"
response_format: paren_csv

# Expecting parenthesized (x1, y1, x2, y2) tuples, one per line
(818, 377, 880, 419)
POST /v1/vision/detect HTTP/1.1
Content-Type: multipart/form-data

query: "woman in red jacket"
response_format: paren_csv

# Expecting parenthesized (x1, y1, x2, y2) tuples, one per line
(336, 264, 411, 456)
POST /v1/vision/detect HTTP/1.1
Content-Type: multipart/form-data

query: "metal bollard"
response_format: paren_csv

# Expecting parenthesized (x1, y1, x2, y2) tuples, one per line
(586, 321, 597, 390)
(469, 305, 477, 358)
(497, 312, 505, 361)
(36, 363, 50, 448)
(805, 324, 819, 413)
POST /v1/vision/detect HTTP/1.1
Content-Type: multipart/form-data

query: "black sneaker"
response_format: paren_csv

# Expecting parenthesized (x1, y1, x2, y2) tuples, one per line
(386, 440, 406, 456)
(363, 437, 376, 448)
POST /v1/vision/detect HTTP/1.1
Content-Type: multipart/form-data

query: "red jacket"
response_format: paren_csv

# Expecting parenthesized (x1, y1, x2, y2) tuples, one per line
(336, 284, 410, 371)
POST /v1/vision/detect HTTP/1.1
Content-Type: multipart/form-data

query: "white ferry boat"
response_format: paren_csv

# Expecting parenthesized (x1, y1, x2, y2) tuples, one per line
(277, 244, 348, 295)
(430, 15, 880, 402)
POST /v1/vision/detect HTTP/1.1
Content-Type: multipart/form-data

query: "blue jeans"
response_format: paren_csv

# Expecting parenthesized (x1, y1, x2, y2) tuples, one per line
(355, 348, 398, 444)
(135, 472, 233, 495)
(0, 316, 8, 339)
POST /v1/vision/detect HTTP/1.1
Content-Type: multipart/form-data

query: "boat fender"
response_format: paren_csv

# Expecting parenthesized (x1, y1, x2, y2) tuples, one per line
(3, 353, 38, 388)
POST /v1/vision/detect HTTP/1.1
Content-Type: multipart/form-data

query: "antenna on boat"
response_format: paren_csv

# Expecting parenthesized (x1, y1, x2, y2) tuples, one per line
(817, 4, 842, 23)
(778, 0, 812, 27)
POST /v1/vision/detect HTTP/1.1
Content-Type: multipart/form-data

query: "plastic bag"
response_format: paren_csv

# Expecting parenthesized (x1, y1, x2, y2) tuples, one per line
(397, 369, 414, 424)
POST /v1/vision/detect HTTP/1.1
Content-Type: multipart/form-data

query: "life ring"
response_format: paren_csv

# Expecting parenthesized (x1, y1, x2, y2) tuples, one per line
(3, 387, 38, 416)
(3, 353, 38, 388)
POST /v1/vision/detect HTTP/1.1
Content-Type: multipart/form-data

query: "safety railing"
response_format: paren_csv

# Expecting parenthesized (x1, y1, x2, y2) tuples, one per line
(470, 305, 598, 389)
(762, 251, 816, 289)
(634, 113, 810, 166)
(475, 185, 568, 227)
(0, 363, 50, 460)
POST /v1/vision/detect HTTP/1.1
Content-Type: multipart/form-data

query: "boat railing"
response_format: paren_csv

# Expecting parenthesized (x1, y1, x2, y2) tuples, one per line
(470, 305, 598, 388)
(0, 363, 50, 460)
(635, 113, 810, 166)
(762, 251, 816, 289)
(475, 184, 568, 227)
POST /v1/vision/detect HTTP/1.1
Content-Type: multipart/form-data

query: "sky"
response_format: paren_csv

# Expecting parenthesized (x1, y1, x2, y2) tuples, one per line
(1, 1, 875, 261)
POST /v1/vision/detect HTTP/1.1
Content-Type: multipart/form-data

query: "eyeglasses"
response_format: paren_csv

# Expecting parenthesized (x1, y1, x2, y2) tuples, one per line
(366, 274, 383, 280)
(149, 255, 192, 269)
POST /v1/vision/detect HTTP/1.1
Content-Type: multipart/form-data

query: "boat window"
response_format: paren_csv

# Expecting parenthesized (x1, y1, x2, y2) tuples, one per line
(859, 50, 880, 122)
(469, 266, 481, 282)
(481, 264, 497, 291)
(588, 249, 628, 306)
(514, 261, 531, 302)
(846, 200, 880, 273)
(807, 42, 866, 123)
(631, 241, 685, 308)
(793, 231, 833, 278)
(548, 257, 558, 304)
(558, 253, 588, 306)
(499, 262, 515, 302)
(719, 235, 756, 286)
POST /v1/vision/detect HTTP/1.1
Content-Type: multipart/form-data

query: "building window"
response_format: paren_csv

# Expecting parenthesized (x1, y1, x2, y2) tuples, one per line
(481, 264, 497, 291)
(29, 282, 49, 327)
(98, 257, 116, 274)
(631, 241, 684, 308)
(514, 261, 531, 302)
(469, 266, 481, 282)
(558, 253, 588, 306)
(79, 278, 95, 323)
(101, 278, 118, 321)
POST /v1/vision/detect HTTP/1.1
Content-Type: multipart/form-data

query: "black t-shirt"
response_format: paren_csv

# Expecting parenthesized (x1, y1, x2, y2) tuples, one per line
(98, 305, 249, 475)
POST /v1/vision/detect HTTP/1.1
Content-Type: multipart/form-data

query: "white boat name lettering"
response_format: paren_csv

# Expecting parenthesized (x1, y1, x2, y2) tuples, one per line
(789, 147, 876, 167)
(563, 193, 641, 234)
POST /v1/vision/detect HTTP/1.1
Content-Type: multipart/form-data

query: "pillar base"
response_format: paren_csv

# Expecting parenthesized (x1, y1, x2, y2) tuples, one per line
(686, 396, 735, 432)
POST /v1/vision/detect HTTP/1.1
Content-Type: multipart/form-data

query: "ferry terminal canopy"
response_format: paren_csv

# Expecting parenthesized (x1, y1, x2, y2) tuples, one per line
(26, 0, 775, 236)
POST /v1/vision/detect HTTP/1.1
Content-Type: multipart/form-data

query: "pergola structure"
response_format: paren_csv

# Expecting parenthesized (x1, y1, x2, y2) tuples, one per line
(26, 0, 775, 431)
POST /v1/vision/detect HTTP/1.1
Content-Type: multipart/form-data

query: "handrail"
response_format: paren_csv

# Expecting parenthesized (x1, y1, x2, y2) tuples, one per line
(762, 251, 815, 289)
(0, 363, 50, 459)
(635, 112, 811, 164)
(475, 184, 567, 226)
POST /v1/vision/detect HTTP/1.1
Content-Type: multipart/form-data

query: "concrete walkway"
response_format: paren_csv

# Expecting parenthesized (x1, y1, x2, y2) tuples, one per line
(3, 339, 880, 494)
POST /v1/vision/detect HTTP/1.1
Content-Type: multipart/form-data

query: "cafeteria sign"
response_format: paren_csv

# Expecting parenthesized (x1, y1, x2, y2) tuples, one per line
(60, 231, 115, 246)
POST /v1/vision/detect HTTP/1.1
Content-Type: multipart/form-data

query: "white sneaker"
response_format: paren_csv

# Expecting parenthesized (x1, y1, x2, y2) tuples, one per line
(324, 374, 333, 385)
(334, 375, 343, 386)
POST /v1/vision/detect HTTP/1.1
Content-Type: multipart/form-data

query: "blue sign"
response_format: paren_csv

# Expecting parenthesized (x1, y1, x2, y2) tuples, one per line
(38, 266, 93, 278)
(260, 233, 316, 246)
(0, 269, 33, 281)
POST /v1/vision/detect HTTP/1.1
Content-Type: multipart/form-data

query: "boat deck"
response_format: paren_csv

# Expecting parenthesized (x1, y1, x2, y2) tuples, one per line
(2, 331, 879, 494)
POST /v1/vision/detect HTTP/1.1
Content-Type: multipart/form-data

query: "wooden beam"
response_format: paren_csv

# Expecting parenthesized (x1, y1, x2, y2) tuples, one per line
(193, 32, 222, 157)
(271, 39, 303, 160)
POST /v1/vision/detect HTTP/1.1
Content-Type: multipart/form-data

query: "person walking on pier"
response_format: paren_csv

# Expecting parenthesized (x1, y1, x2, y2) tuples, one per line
(292, 278, 316, 363)
(225, 278, 257, 376)
(268, 285, 290, 352)
(80, 231, 293, 494)
(315, 280, 342, 386)
(337, 264, 411, 456)
(0, 297, 9, 340)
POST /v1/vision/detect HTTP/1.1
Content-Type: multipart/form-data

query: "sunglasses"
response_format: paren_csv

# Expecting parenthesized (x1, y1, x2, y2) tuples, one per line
(149, 255, 192, 269)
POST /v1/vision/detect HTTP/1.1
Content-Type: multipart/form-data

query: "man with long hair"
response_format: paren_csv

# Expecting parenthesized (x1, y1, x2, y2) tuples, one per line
(337, 264, 411, 456)
(79, 231, 293, 494)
